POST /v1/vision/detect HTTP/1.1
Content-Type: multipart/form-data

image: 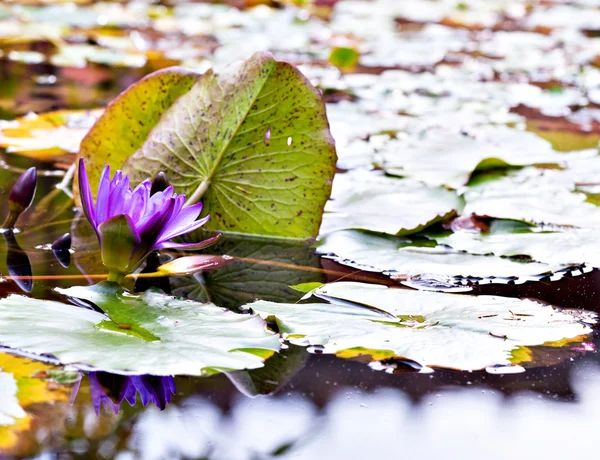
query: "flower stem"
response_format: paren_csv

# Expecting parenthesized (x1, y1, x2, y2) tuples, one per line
(107, 270, 126, 285)
(184, 180, 210, 207)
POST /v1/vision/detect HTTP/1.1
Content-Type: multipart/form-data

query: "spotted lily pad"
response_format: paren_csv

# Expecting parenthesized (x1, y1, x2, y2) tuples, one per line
(320, 170, 462, 236)
(250, 282, 596, 371)
(0, 283, 281, 376)
(121, 52, 336, 239)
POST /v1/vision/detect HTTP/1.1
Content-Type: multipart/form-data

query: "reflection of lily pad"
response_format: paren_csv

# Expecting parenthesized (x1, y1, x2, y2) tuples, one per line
(320, 170, 461, 236)
(0, 283, 281, 376)
(250, 282, 596, 371)
(170, 233, 325, 309)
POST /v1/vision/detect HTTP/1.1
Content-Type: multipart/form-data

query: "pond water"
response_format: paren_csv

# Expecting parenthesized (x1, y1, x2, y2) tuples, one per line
(2, 0, 600, 459)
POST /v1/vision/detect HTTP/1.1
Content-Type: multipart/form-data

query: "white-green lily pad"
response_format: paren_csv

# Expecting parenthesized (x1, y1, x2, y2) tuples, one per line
(0, 283, 281, 376)
(375, 125, 567, 189)
(463, 168, 600, 228)
(320, 170, 462, 236)
(250, 282, 596, 371)
(317, 230, 566, 283)
(437, 229, 600, 268)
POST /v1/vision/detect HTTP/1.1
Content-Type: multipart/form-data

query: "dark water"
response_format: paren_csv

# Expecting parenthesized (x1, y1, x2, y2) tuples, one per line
(1, 57, 600, 460)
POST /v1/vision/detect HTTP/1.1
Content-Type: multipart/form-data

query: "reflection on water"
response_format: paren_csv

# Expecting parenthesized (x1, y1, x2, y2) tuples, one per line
(94, 359, 600, 460)
(76, 373, 176, 416)
(3, 230, 33, 292)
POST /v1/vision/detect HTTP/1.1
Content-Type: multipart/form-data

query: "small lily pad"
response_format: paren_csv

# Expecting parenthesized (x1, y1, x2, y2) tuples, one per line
(250, 282, 596, 371)
(0, 283, 281, 376)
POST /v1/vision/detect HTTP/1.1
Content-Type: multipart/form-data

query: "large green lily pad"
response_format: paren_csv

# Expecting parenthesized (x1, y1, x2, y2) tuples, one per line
(250, 282, 596, 371)
(0, 283, 281, 376)
(320, 170, 462, 236)
(122, 52, 336, 239)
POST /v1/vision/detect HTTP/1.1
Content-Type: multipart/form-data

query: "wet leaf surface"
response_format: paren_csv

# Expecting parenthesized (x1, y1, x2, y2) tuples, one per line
(0, 282, 281, 376)
(251, 281, 597, 371)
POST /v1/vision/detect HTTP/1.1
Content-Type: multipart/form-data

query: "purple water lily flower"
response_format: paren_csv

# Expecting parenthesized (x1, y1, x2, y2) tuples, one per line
(78, 158, 219, 283)
(85, 372, 176, 415)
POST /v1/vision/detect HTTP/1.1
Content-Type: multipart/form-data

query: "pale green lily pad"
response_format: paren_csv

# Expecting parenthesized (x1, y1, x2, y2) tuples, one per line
(250, 282, 596, 371)
(123, 52, 336, 239)
(317, 230, 567, 282)
(463, 168, 600, 228)
(320, 171, 462, 236)
(437, 229, 600, 268)
(375, 125, 567, 189)
(0, 283, 281, 376)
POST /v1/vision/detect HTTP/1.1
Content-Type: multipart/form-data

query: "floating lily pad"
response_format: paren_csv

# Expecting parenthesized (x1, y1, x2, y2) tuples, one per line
(250, 282, 596, 371)
(0, 283, 281, 376)
(375, 126, 567, 189)
(0, 109, 102, 159)
(320, 170, 462, 236)
(463, 168, 600, 228)
(317, 229, 567, 283)
(122, 52, 336, 239)
(437, 228, 600, 268)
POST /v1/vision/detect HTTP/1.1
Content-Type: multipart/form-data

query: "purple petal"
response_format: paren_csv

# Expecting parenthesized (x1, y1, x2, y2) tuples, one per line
(78, 158, 96, 228)
(155, 214, 211, 245)
(95, 164, 112, 225)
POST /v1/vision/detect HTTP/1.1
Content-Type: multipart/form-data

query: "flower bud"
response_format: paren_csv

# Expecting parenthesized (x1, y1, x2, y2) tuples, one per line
(150, 172, 170, 196)
(3, 230, 33, 292)
(3, 167, 37, 229)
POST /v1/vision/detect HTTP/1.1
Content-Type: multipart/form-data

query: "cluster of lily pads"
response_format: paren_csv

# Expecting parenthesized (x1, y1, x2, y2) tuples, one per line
(0, 0, 599, 431)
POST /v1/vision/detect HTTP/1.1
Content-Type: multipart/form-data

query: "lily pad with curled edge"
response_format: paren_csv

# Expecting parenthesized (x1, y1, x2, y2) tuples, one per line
(249, 282, 596, 372)
(317, 229, 572, 287)
(375, 125, 566, 189)
(0, 283, 281, 376)
(122, 51, 336, 239)
(320, 170, 462, 236)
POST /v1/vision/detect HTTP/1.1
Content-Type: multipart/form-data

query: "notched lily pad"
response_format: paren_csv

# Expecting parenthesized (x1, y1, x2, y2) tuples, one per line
(0, 283, 281, 376)
(122, 51, 336, 239)
(250, 282, 596, 372)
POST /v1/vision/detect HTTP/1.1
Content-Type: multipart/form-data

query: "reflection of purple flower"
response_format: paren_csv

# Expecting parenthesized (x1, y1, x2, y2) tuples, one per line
(87, 372, 176, 415)
(78, 158, 219, 283)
